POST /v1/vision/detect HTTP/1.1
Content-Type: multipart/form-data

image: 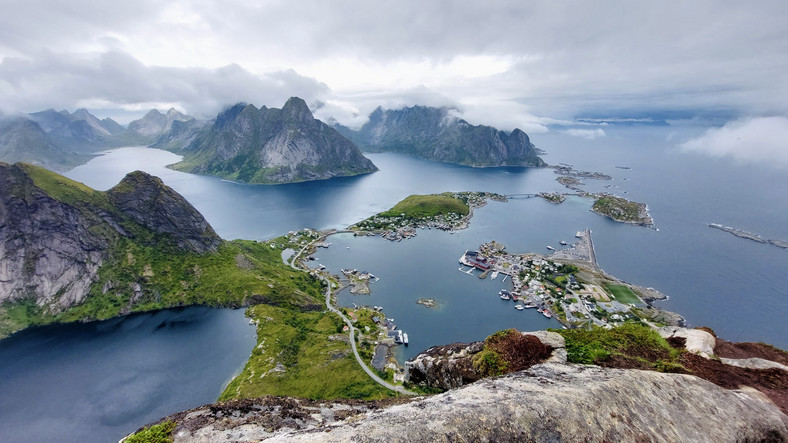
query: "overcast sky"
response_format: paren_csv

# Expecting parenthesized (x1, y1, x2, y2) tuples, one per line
(1, 0, 787, 133)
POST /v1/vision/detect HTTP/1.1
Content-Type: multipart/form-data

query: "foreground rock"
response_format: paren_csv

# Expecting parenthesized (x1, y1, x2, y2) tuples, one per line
(405, 330, 563, 390)
(144, 363, 787, 442)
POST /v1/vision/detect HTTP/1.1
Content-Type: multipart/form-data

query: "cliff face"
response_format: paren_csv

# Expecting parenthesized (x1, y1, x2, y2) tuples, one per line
(170, 97, 377, 184)
(0, 163, 220, 313)
(146, 363, 787, 442)
(343, 106, 546, 167)
(107, 171, 221, 254)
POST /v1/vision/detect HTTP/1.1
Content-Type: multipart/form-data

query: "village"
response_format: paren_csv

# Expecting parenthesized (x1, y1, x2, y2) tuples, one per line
(459, 230, 655, 329)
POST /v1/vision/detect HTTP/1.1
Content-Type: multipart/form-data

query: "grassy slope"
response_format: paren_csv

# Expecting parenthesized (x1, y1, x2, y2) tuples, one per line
(220, 304, 395, 401)
(379, 193, 469, 218)
(554, 323, 683, 371)
(591, 195, 644, 223)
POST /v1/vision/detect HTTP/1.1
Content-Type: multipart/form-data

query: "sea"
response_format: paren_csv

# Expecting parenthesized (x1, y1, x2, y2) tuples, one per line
(1, 123, 786, 442)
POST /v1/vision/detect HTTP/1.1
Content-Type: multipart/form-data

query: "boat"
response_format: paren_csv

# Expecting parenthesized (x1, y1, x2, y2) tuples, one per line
(559, 240, 568, 246)
(500, 293, 511, 300)
(546, 245, 555, 251)
(543, 309, 552, 318)
(524, 302, 537, 309)
(403, 333, 409, 345)
(491, 270, 499, 279)
(514, 304, 524, 311)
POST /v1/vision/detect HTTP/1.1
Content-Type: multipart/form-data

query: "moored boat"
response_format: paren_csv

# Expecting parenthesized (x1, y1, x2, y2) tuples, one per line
(514, 304, 524, 311)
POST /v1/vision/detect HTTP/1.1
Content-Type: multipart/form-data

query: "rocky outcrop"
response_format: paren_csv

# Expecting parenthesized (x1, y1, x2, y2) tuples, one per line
(107, 171, 221, 254)
(405, 330, 563, 390)
(658, 326, 716, 358)
(0, 163, 221, 313)
(143, 363, 788, 442)
(339, 105, 546, 167)
(170, 97, 377, 184)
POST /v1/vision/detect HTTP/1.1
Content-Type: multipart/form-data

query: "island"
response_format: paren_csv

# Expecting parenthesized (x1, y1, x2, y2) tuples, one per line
(416, 298, 437, 308)
(709, 223, 788, 250)
(591, 195, 654, 228)
(350, 191, 506, 239)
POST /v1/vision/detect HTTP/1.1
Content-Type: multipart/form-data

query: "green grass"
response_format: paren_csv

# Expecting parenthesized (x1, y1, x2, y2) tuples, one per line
(0, 239, 324, 338)
(553, 323, 682, 370)
(592, 195, 644, 223)
(125, 421, 175, 443)
(380, 193, 469, 219)
(604, 284, 642, 305)
(219, 304, 396, 401)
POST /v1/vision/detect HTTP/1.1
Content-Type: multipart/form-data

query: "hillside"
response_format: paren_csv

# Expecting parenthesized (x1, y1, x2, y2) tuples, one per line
(169, 97, 377, 184)
(339, 105, 546, 167)
(0, 163, 323, 337)
(0, 117, 89, 171)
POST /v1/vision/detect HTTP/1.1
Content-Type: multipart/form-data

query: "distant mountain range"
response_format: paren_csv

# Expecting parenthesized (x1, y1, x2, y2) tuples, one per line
(0, 107, 199, 171)
(166, 97, 378, 184)
(335, 106, 545, 168)
(1, 99, 545, 182)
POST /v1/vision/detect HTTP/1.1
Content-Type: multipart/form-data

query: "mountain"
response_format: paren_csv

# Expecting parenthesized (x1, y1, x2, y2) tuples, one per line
(340, 106, 546, 167)
(149, 117, 211, 151)
(126, 108, 192, 139)
(0, 162, 220, 314)
(28, 108, 121, 150)
(169, 97, 377, 184)
(0, 162, 323, 338)
(0, 117, 89, 171)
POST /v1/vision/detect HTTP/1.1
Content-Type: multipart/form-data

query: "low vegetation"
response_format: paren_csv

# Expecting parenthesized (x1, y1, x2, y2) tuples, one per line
(219, 304, 395, 400)
(554, 323, 683, 371)
(125, 421, 176, 443)
(591, 195, 648, 224)
(380, 193, 469, 218)
(473, 329, 553, 378)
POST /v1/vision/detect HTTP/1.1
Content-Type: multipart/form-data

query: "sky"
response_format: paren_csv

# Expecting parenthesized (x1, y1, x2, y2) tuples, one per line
(1, 0, 787, 139)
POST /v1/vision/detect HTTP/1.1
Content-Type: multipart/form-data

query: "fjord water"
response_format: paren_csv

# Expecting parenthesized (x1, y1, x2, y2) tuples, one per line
(0, 307, 255, 443)
(2, 124, 785, 441)
(64, 126, 788, 351)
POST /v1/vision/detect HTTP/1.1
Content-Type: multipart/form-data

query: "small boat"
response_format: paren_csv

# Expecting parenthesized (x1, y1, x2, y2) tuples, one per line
(514, 304, 524, 311)
(403, 333, 409, 345)
(491, 270, 499, 279)
(500, 293, 511, 300)
(543, 309, 552, 318)
(559, 240, 568, 246)
(524, 302, 537, 309)
(546, 245, 555, 251)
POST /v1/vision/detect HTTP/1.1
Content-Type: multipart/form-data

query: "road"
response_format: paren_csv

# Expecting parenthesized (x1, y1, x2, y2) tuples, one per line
(289, 237, 416, 396)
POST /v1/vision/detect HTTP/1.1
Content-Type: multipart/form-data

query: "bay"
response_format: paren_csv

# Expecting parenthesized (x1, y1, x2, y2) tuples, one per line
(0, 307, 256, 443)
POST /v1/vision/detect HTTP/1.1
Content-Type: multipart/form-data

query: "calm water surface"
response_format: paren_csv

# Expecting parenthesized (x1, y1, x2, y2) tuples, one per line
(3, 124, 782, 442)
(0, 307, 255, 443)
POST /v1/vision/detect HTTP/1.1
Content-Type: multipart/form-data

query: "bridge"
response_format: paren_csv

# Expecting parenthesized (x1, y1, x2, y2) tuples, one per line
(505, 193, 540, 199)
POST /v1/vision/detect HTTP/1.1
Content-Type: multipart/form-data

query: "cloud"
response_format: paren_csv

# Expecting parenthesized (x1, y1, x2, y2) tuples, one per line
(1, 1, 787, 127)
(565, 128, 606, 139)
(0, 50, 329, 119)
(679, 117, 788, 167)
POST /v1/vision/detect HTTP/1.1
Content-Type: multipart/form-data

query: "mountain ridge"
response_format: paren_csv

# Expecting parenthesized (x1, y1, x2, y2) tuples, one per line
(336, 105, 546, 167)
(168, 97, 378, 184)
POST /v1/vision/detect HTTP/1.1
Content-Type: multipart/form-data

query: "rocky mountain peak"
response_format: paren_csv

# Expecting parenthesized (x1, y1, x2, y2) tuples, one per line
(281, 96, 313, 124)
(107, 171, 221, 254)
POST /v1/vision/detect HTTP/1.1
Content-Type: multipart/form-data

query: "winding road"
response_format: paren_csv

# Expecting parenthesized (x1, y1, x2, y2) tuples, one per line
(289, 238, 416, 396)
